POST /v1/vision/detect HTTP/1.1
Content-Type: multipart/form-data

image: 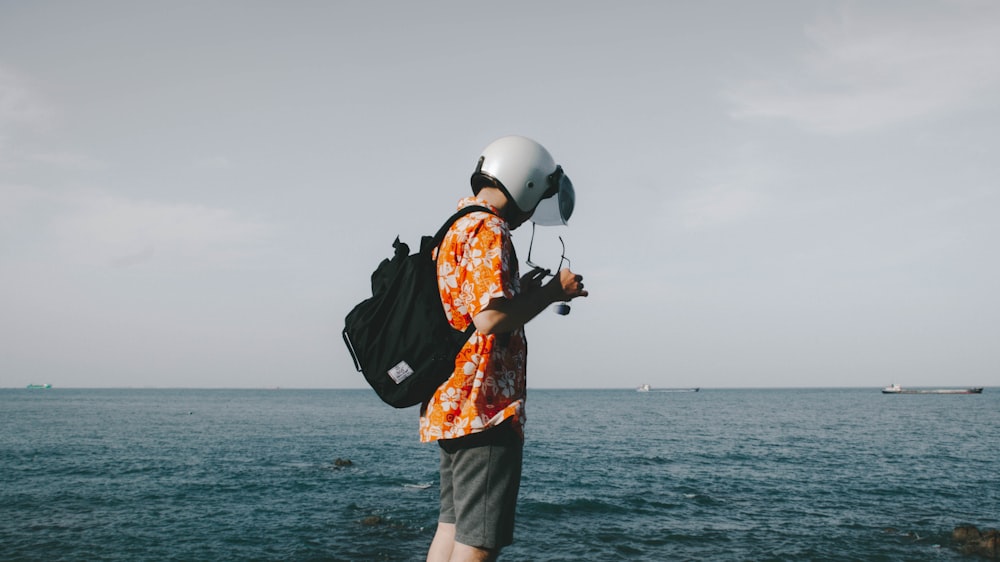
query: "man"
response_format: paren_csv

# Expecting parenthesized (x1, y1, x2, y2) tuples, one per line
(422, 136, 588, 561)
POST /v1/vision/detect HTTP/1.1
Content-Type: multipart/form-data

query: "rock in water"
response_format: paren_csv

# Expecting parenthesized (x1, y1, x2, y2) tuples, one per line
(953, 525, 1000, 559)
(954, 525, 982, 542)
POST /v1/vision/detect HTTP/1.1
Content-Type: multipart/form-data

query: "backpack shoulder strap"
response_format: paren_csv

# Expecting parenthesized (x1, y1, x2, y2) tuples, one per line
(423, 205, 497, 256)
(430, 205, 496, 247)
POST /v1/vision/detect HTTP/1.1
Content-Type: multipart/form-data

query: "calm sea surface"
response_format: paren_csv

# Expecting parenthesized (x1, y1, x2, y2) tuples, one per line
(2, 388, 998, 561)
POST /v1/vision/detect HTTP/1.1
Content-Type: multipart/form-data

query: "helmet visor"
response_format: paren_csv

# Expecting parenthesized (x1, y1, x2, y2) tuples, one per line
(531, 173, 574, 226)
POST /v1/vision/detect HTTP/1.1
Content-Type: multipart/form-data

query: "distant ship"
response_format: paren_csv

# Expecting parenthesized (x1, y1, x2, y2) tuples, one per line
(881, 383, 983, 395)
(26, 383, 53, 389)
(636, 384, 699, 393)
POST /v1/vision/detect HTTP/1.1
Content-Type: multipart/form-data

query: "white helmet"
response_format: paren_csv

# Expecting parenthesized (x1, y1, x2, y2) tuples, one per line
(471, 135, 575, 225)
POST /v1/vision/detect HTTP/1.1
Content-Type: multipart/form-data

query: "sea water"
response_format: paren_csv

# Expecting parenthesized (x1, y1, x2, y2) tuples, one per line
(1, 388, 998, 561)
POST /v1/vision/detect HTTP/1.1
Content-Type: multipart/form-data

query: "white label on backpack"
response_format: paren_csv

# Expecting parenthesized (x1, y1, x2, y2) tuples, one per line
(388, 361, 415, 384)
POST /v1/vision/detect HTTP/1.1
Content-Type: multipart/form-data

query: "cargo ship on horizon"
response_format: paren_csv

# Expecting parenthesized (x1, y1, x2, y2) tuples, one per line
(881, 383, 983, 395)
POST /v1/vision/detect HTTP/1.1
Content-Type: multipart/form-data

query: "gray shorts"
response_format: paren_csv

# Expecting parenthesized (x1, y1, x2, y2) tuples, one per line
(438, 422, 523, 549)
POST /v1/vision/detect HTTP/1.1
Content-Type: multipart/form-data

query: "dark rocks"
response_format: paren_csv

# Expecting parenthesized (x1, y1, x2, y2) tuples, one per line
(954, 525, 1000, 559)
(954, 525, 982, 542)
(334, 458, 353, 468)
(984, 531, 1000, 558)
(360, 515, 383, 526)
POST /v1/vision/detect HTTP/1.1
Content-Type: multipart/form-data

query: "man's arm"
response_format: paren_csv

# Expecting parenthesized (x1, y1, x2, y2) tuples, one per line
(472, 268, 587, 335)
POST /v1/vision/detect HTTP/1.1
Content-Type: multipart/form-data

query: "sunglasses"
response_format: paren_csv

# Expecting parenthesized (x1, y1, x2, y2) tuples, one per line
(525, 222, 570, 278)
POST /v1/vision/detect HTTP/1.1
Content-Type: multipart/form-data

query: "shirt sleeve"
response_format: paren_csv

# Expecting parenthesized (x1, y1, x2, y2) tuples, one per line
(437, 213, 513, 327)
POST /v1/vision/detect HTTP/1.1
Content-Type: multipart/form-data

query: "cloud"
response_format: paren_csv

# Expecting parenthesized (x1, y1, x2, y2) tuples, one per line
(727, 2, 1000, 134)
(661, 141, 778, 231)
(5, 186, 271, 268)
(21, 150, 108, 170)
(0, 64, 55, 168)
(0, 64, 52, 131)
(59, 191, 271, 267)
(0, 63, 264, 269)
(194, 155, 233, 170)
(0, 63, 105, 171)
(674, 185, 763, 230)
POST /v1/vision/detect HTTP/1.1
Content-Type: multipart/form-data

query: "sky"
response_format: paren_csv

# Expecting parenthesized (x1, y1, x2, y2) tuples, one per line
(1, 0, 998, 389)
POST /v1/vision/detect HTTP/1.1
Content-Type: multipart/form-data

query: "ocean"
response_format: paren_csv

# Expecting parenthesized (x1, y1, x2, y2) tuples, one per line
(2, 388, 997, 561)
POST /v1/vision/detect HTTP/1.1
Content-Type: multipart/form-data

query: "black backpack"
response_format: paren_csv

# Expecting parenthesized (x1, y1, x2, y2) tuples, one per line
(342, 205, 495, 408)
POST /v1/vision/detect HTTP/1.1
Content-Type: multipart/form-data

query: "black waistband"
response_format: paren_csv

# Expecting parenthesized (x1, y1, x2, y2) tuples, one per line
(438, 419, 519, 452)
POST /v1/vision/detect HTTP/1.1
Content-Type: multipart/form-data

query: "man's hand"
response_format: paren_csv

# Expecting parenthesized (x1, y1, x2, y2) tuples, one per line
(519, 267, 550, 293)
(549, 268, 588, 301)
(474, 267, 588, 335)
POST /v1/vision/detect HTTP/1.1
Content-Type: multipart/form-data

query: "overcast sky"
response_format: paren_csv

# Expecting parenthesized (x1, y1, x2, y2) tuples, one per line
(2, 1, 998, 389)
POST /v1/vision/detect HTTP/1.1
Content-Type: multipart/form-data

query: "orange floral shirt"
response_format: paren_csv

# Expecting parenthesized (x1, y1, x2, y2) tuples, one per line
(419, 198, 527, 443)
